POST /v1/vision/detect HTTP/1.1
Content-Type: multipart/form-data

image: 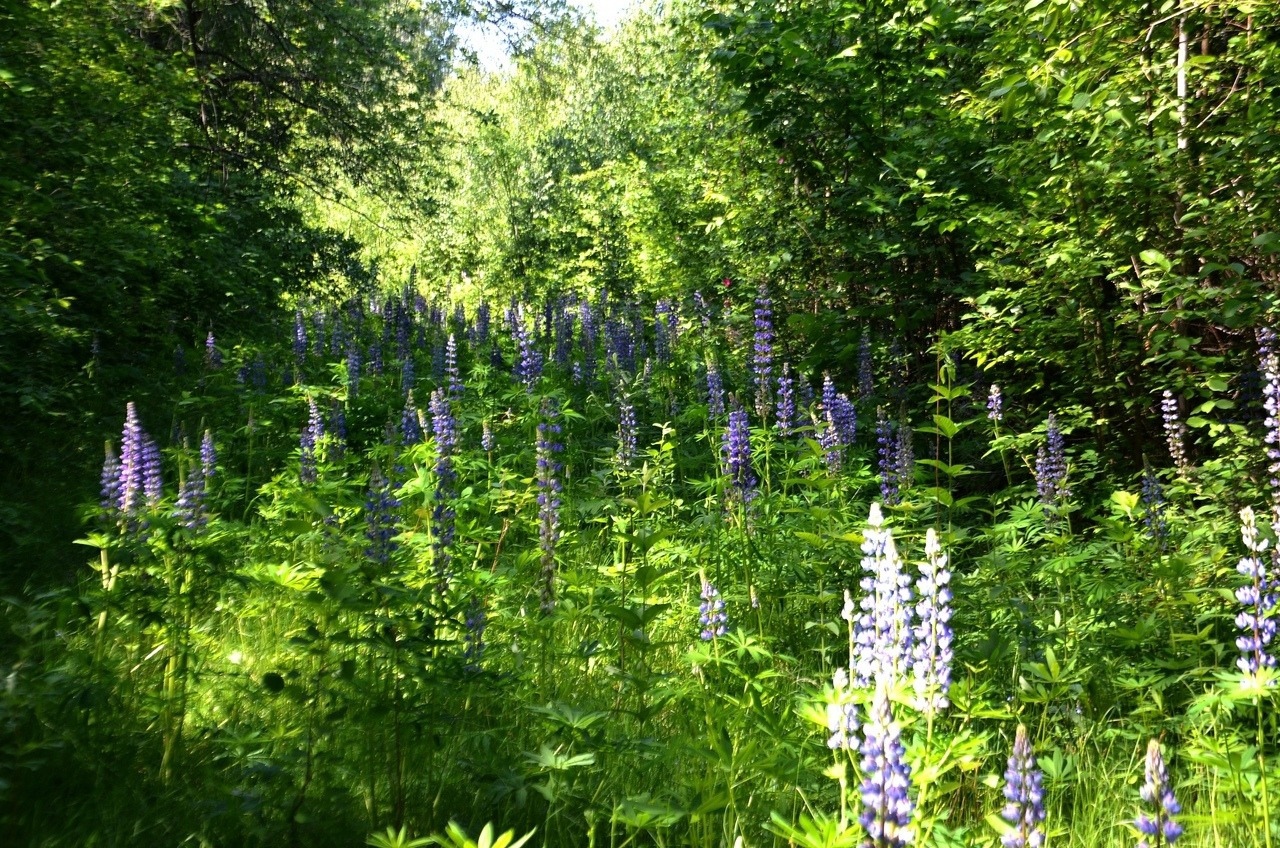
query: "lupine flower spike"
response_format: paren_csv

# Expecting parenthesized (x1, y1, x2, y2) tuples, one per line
(826, 666, 859, 752)
(858, 681, 913, 848)
(1035, 413, 1069, 512)
(1260, 327, 1280, 523)
(1002, 724, 1046, 848)
(912, 528, 953, 713)
(699, 579, 728, 641)
(1161, 390, 1190, 476)
(988, 384, 1003, 422)
(854, 503, 913, 687)
(1136, 739, 1183, 848)
(536, 397, 563, 614)
(1235, 506, 1277, 680)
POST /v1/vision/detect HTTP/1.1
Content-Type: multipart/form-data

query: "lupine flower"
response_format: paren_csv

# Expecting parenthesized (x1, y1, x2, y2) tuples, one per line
(1161, 391, 1190, 474)
(858, 682, 913, 848)
(474, 301, 491, 346)
(1235, 506, 1277, 679)
(446, 333, 463, 398)
(365, 465, 400, 565)
(1002, 725, 1046, 848)
(205, 332, 222, 369)
(200, 430, 216, 479)
(300, 399, 324, 483)
(346, 343, 362, 397)
(293, 309, 307, 363)
(753, 283, 773, 421)
(617, 392, 637, 467)
(654, 300, 673, 364)
(118, 402, 146, 517)
(876, 411, 912, 506)
(536, 397, 563, 614)
(858, 333, 874, 399)
(854, 503, 913, 687)
(100, 442, 122, 516)
(693, 290, 711, 332)
(831, 392, 858, 447)
(1141, 469, 1168, 546)
(368, 341, 384, 376)
(1260, 327, 1280, 520)
(329, 401, 347, 458)
(776, 364, 796, 436)
(175, 459, 207, 532)
(1035, 413, 1069, 511)
(401, 356, 415, 393)
(988, 384, 1003, 422)
(721, 405, 757, 503)
(430, 389, 457, 584)
(431, 336, 446, 382)
(699, 579, 728, 640)
(826, 667, 859, 752)
(513, 307, 543, 391)
(912, 528, 953, 713)
(578, 301, 597, 384)
(401, 391, 423, 446)
(481, 419, 495, 453)
(1136, 739, 1183, 848)
(706, 363, 726, 418)
(141, 436, 163, 507)
(311, 311, 326, 356)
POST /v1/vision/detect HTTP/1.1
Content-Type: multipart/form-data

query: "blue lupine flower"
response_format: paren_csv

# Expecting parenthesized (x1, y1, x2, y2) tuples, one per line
(876, 411, 912, 506)
(513, 307, 543, 391)
(401, 391, 423, 446)
(537, 397, 563, 613)
(329, 401, 347, 458)
(832, 392, 858, 447)
(617, 392, 637, 467)
(175, 458, 207, 532)
(368, 341, 384, 376)
(721, 405, 757, 503)
(205, 332, 222, 369)
(776, 363, 796, 436)
(346, 343, 362, 397)
(859, 682, 913, 848)
(475, 301, 491, 346)
(101, 442, 121, 516)
(1141, 469, 1168, 546)
(301, 398, 324, 483)
(912, 528, 953, 713)
(1161, 390, 1189, 474)
(706, 363, 726, 419)
(819, 408, 842, 474)
(118, 402, 146, 517)
(693, 290, 711, 332)
(401, 355, 416, 393)
(1261, 327, 1280, 516)
(753, 283, 773, 420)
(578, 301, 597, 385)
(481, 419, 495, 453)
(446, 333, 463, 398)
(1035, 413, 1069, 511)
(1002, 725, 1046, 848)
(293, 309, 307, 363)
(141, 436, 163, 507)
(1136, 739, 1183, 848)
(988, 384, 1003, 422)
(699, 580, 728, 640)
(854, 503, 913, 687)
(430, 388, 457, 584)
(365, 465, 400, 565)
(1235, 506, 1277, 679)
(463, 598, 487, 671)
(858, 333, 874, 399)
(200, 430, 216, 479)
(826, 667, 859, 752)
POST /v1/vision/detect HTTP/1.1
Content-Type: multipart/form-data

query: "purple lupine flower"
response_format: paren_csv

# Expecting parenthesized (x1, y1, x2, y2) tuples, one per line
(1235, 506, 1277, 679)
(430, 388, 457, 585)
(752, 283, 773, 422)
(536, 397, 563, 614)
(365, 465, 400, 565)
(175, 459, 207, 532)
(481, 420, 495, 453)
(699, 579, 728, 640)
(858, 333, 874, 399)
(706, 363, 726, 418)
(819, 409, 843, 474)
(330, 315, 346, 357)
(446, 333, 463, 398)
(118, 402, 146, 517)
(988, 384, 1003, 422)
(141, 436, 163, 507)
(475, 301, 491, 346)
(554, 306, 576, 369)
(430, 336, 446, 382)
(200, 430, 216, 479)
(858, 682, 913, 848)
(832, 392, 858, 447)
(721, 405, 757, 503)
(876, 411, 911, 506)
(1002, 725, 1046, 848)
(399, 391, 422, 446)
(776, 363, 796, 436)
(311, 311, 326, 356)
(578, 301, 597, 385)
(654, 299, 675, 364)
(1035, 413, 1069, 511)
(346, 343, 362, 397)
(513, 307, 543, 391)
(293, 309, 307, 364)
(1260, 327, 1280, 521)
(605, 316, 635, 375)
(368, 341, 384, 376)
(1136, 739, 1183, 848)
(101, 442, 122, 516)
(205, 332, 222, 369)
(617, 392, 637, 468)
(301, 398, 324, 483)
(912, 528, 953, 713)
(401, 355, 415, 394)
(826, 667, 859, 752)
(854, 503, 913, 687)
(1161, 391, 1190, 475)
(329, 401, 347, 458)
(1141, 469, 1168, 546)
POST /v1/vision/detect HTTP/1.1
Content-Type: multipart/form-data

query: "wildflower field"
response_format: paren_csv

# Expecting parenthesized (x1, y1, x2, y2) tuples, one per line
(6, 281, 1278, 848)
(5, 1, 1280, 847)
